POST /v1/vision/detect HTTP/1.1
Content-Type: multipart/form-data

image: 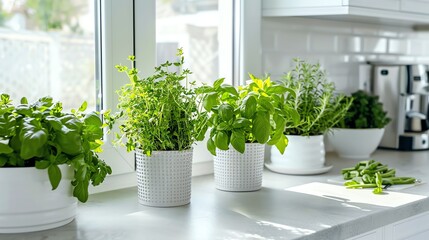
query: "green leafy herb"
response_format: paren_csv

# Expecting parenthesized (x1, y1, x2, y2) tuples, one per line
(196, 74, 294, 155)
(280, 59, 352, 136)
(337, 90, 391, 129)
(0, 94, 112, 202)
(104, 48, 207, 156)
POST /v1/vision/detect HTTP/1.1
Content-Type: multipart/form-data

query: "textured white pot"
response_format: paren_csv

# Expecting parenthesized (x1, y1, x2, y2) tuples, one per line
(0, 165, 77, 233)
(135, 149, 193, 207)
(214, 143, 265, 192)
(327, 128, 385, 159)
(270, 135, 325, 169)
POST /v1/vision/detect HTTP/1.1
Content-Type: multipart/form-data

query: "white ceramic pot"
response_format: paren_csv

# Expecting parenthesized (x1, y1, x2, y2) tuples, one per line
(214, 143, 265, 192)
(270, 135, 325, 170)
(327, 128, 385, 159)
(135, 149, 193, 207)
(0, 165, 77, 233)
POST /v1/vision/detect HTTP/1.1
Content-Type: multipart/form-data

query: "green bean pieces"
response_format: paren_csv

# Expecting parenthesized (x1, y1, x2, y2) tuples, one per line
(341, 159, 417, 194)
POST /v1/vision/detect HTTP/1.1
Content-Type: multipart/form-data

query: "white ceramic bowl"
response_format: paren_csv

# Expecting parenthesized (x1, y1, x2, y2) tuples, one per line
(270, 135, 325, 169)
(327, 128, 385, 159)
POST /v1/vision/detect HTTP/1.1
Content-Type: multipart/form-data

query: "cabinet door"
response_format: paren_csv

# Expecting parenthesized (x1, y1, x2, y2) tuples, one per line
(347, 0, 400, 10)
(262, 0, 342, 9)
(263, 0, 400, 10)
(391, 212, 429, 240)
(401, 0, 429, 14)
(347, 229, 384, 240)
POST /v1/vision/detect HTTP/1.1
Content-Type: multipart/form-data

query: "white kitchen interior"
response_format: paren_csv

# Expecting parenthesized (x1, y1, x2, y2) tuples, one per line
(2, 0, 429, 240)
(262, 17, 429, 93)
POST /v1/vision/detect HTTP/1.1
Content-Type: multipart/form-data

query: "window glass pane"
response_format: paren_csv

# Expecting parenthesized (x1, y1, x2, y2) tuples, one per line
(0, 0, 97, 111)
(156, 0, 220, 85)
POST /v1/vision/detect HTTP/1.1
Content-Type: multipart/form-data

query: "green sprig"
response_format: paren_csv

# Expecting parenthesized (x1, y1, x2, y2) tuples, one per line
(280, 59, 352, 136)
(342, 159, 416, 194)
(105, 48, 207, 156)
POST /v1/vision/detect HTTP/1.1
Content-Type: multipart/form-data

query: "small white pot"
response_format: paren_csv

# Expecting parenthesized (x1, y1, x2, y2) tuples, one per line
(0, 165, 77, 233)
(327, 128, 385, 159)
(270, 135, 325, 170)
(135, 149, 193, 207)
(214, 143, 265, 192)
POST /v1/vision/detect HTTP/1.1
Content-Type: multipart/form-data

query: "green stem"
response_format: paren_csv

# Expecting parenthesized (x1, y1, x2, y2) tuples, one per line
(346, 184, 377, 189)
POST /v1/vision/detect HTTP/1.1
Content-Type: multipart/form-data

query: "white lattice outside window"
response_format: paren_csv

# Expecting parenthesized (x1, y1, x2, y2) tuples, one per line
(0, 0, 97, 112)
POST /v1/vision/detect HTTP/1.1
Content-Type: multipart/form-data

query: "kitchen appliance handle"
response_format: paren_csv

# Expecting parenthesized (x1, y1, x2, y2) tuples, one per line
(406, 111, 427, 120)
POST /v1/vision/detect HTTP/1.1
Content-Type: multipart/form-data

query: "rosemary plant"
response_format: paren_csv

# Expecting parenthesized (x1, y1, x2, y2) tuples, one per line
(281, 59, 352, 136)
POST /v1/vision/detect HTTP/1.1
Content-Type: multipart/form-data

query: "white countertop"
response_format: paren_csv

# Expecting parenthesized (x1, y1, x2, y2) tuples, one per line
(2, 150, 429, 240)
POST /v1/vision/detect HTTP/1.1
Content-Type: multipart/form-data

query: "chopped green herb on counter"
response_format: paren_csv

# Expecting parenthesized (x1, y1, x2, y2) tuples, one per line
(341, 159, 417, 194)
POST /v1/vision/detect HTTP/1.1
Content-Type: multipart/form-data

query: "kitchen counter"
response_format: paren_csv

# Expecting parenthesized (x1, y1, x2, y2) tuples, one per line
(2, 150, 429, 240)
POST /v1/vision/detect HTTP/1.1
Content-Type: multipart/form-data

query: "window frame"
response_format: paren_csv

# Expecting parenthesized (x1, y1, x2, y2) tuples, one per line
(92, 0, 239, 193)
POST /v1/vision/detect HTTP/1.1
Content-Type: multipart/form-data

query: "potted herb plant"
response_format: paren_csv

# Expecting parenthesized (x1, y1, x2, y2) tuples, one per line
(327, 90, 391, 159)
(0, 94, 111, 233)
(267, 59, 352, 175)
(196, 74, 292, 191)
(105, 49, 207, 207)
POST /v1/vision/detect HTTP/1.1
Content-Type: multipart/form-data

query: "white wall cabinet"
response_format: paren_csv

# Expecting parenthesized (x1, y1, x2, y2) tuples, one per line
(262, 0, 429, 26)
(400, 0, 429, 15)
(347, 211, 429, 240)
(348, 229, 383, 240)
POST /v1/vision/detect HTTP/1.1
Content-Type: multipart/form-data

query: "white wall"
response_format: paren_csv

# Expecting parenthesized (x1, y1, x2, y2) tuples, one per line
(261, 17, 429, 93)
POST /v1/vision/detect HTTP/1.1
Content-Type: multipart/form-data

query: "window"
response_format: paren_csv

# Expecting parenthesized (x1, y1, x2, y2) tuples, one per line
(0, 0, 237, 191)
(156, 0, 224, 85)
(0, 0, 98, 111)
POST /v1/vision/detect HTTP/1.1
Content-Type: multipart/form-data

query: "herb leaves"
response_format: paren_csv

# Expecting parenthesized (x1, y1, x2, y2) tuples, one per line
(0, 94, 111, 202)
(197, 75, 293, 155)
(105, 49, 207, 156)
(281, 59, 352, 136)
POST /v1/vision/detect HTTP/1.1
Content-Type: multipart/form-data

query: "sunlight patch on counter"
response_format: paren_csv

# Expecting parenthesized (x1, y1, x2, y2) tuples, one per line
(341, 202, 371, 212)
(232, 209, 315, 236)
(285, 182, 427, 208)
(224, 231, 276, 240)
(256, 220, 316, 235)
(319, 223, 332, 228)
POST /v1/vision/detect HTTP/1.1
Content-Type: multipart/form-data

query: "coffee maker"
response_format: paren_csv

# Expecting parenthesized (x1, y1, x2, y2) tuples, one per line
(369, 63, 429, 150)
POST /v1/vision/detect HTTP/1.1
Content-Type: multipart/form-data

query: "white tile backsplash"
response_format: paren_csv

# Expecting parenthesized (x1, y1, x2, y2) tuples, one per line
(388, 39, 409, 54)
(363, 37, 387, 53)
(309, 34, 337, 53)
(398, 56, 417, 62)
(262, 17, 429, 92)
(276, 32, 308, 52)
(352, 27, 379, 36)
(378, 30, 399, 38)
(409, 39, 426, 56)
(338, 36, 362, 53)
(262, 52, 293, 74)
(261, 31, 276, 51)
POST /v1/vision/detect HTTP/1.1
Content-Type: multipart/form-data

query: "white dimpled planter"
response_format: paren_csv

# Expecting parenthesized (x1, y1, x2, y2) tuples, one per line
(135, 149, 193, 207)
(0, 165, 77, 233)
(214, 143, 265, 192)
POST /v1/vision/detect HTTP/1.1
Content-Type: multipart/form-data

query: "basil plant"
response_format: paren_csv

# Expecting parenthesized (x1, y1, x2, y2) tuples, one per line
(196, 75, 298, 155)
(0, 94, 112, 203)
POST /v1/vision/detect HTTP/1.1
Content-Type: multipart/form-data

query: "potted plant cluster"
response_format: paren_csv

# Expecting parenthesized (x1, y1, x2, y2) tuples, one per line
(196, 74, 292, 191)
(267, 59, 352, 175)
(327, 90, 391, 159)
(105, 49, 207, 207)
(0, 94, 111, 233)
